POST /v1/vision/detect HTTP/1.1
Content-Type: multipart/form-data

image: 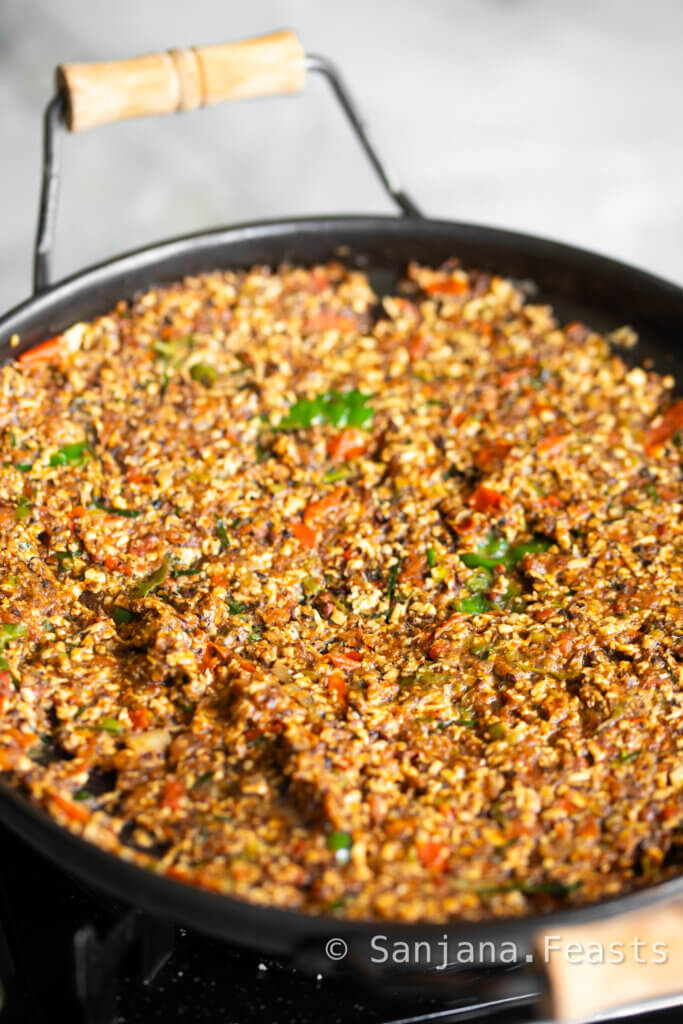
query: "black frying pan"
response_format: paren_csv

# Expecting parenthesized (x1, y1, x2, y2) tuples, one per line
(0, 31, 681, 1022)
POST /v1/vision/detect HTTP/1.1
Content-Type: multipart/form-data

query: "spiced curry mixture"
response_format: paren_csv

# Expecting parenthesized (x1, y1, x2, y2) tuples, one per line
(0, 260, 681, 921)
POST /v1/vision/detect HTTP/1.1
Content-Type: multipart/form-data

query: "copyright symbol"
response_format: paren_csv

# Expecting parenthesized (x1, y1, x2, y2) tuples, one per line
(325, 937, 348, 961)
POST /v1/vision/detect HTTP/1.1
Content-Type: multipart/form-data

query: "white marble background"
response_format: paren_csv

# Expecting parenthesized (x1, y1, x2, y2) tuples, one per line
(1, 0, 682, 312)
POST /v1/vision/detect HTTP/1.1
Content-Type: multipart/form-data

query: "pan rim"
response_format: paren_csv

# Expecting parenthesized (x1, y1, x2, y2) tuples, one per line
(3, 212, 683, 335)
(2, 772, 682, 952)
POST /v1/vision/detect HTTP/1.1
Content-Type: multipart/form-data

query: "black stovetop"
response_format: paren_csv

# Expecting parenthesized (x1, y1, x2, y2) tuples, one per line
(0, 821, 680, 1024)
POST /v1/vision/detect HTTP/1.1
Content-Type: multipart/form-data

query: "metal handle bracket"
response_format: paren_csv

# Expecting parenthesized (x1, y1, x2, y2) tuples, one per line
(33, 49, 421, 294)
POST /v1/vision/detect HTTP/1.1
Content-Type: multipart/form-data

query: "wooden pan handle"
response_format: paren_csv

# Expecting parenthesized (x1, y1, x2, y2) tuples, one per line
(56, 30, 306, 132)
(535, 898, 683, 1021)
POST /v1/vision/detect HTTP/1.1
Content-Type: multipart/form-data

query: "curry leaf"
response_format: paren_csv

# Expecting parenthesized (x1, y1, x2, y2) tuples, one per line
(134, 556, 170, 598)
(49, 441, 92, 467)
(279, 390, 373, 431)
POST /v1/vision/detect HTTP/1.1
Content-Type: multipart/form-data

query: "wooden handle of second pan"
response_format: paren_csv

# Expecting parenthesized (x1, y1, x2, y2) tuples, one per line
(56, 30, 306, 132)
(535, 898, 683, 1022)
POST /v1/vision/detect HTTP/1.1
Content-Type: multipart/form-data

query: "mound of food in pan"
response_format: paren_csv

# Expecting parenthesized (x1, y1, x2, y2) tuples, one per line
(0, 261, 681, 921)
